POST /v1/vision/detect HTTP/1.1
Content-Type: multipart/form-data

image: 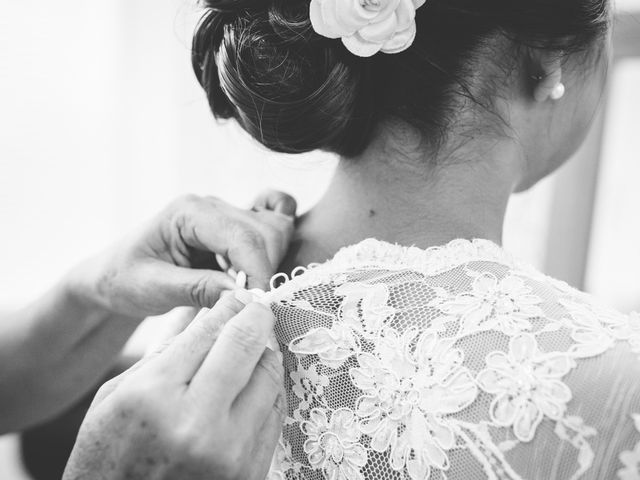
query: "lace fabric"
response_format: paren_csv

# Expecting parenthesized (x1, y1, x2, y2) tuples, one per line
(264, 238, 640, 480)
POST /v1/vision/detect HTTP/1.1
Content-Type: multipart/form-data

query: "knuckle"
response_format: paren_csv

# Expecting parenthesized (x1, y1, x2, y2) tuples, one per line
(97, 376, 120, 394)
(222, 320, 266, 353)
(169, 195, 201, 239)
(189, 275, 216, 307)
(189, 315, 225, 342)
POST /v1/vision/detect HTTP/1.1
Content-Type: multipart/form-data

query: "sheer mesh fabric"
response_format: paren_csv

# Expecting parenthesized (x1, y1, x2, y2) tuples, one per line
(264, 239, 640, 480)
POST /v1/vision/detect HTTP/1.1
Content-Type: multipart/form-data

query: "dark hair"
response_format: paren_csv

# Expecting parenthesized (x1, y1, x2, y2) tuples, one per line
(192, 0, 609, 157)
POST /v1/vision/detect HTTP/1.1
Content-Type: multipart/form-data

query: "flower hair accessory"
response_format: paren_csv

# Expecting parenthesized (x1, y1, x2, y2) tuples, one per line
(309, 0, 426, 57)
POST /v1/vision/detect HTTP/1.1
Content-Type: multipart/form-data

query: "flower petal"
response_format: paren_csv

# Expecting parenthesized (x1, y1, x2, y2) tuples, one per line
(381, 25, 416, 53)
(423, 370, 478, 413)
(333, 0, 376, 32)
(489, 393, 518, 426)
(348, 443, 368, 467)
(342, 33, 383, 57)
(476, 368, 515, 394)
(513, 400, 543, 442)
(356, 394, 379, 417)
(358, 12, 398, 43)
(423, 440, 449, 470)
(484, 351, 512, 371)
(290, 327, 337, 355)
(370, 419, 395, 452)
(360, 414, 384, 435)
(309, 0, 343, 38)
(395, 0, 417, 28)
(429, 417, 456, 450)
(534, 354, 573, 378)
(407, 454, 431, 480)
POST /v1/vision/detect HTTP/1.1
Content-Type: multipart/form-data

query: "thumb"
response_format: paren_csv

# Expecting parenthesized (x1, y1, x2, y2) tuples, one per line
(252, 190, 297, 218)
(170, 266, 236, 309)
(135, 261, 236, 312)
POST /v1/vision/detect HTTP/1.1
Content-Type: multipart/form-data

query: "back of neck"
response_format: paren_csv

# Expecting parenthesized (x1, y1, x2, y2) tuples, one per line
(281, 132, 521, 272)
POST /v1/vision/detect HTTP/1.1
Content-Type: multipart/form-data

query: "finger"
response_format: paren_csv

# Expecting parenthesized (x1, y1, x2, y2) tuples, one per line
(247, 405, 286, 480)
(232, 348, 284, 432)
(143, 295, 246, 382)
(172, 197, 275, 289)
(252, 190, 297, 218)
(226, 235, 275, 290)
(245, 211, 295, 283)
(171, 197, 291, 290)
(190, 302, 276, 404)
(133, 261, 235, 312)
(89, 307, 203, 407)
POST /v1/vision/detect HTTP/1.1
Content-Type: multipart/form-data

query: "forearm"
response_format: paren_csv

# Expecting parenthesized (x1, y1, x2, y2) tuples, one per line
(0, 274, 142, 433)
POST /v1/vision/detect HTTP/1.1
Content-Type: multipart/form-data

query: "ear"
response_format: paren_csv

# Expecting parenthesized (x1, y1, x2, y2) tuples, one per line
(528, 48, 565, 102)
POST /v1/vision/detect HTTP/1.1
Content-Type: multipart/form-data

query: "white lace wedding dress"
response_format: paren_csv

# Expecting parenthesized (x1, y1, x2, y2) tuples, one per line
(262, 238, 640, 480)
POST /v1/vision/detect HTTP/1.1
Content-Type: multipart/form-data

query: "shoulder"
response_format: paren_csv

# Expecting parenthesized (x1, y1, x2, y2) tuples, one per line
(268, 252, 640, 479)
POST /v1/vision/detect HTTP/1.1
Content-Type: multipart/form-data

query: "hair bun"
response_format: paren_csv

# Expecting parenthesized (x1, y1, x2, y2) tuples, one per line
(192, 0, 376, 156)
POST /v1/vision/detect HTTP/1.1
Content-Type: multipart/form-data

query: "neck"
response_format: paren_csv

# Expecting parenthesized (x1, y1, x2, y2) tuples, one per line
(283, 126, 522, 270)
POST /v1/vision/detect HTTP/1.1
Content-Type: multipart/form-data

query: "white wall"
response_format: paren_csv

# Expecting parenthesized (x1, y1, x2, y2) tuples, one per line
(587, 59, 640, 312)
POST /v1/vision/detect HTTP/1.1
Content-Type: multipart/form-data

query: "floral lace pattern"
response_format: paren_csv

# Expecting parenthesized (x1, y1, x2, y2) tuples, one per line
(618, 414, 640, 480)
(476, 334, 573, 442)
(265, 238, 640, 480)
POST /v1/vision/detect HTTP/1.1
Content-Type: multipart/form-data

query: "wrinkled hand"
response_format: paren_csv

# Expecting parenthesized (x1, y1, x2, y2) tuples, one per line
(63, 294, 286, 480)
(71, 191, 297, 318)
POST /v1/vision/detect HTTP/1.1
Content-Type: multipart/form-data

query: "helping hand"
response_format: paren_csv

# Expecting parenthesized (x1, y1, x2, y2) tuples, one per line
(63, 294, 285, 480)
(69, 191, 297, 318)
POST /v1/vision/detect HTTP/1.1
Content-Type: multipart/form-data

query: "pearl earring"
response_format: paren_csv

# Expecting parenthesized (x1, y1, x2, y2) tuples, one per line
(550, 83, 565, 100)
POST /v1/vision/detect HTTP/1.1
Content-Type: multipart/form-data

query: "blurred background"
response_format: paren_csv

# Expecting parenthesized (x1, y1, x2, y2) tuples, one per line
(0, 0, 639, 478)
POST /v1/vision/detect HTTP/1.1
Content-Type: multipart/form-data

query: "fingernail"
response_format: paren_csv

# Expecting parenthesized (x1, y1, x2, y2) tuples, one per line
(215, 253, 230, 271)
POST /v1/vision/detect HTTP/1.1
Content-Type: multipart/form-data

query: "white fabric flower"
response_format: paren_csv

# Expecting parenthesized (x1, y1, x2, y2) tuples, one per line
(430, 272, 543, 336)
(559, 299, 631, 358)
(290, 323, 359, 368)
(336, 282, 395, 334)
(290, 364, 331, 420)
(302, 408, 368, 480)
(476, 334, 574, 442)
(268, 238, 639, 479)
(309, 0, 426, 57)
(350, 328, 477, 479)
